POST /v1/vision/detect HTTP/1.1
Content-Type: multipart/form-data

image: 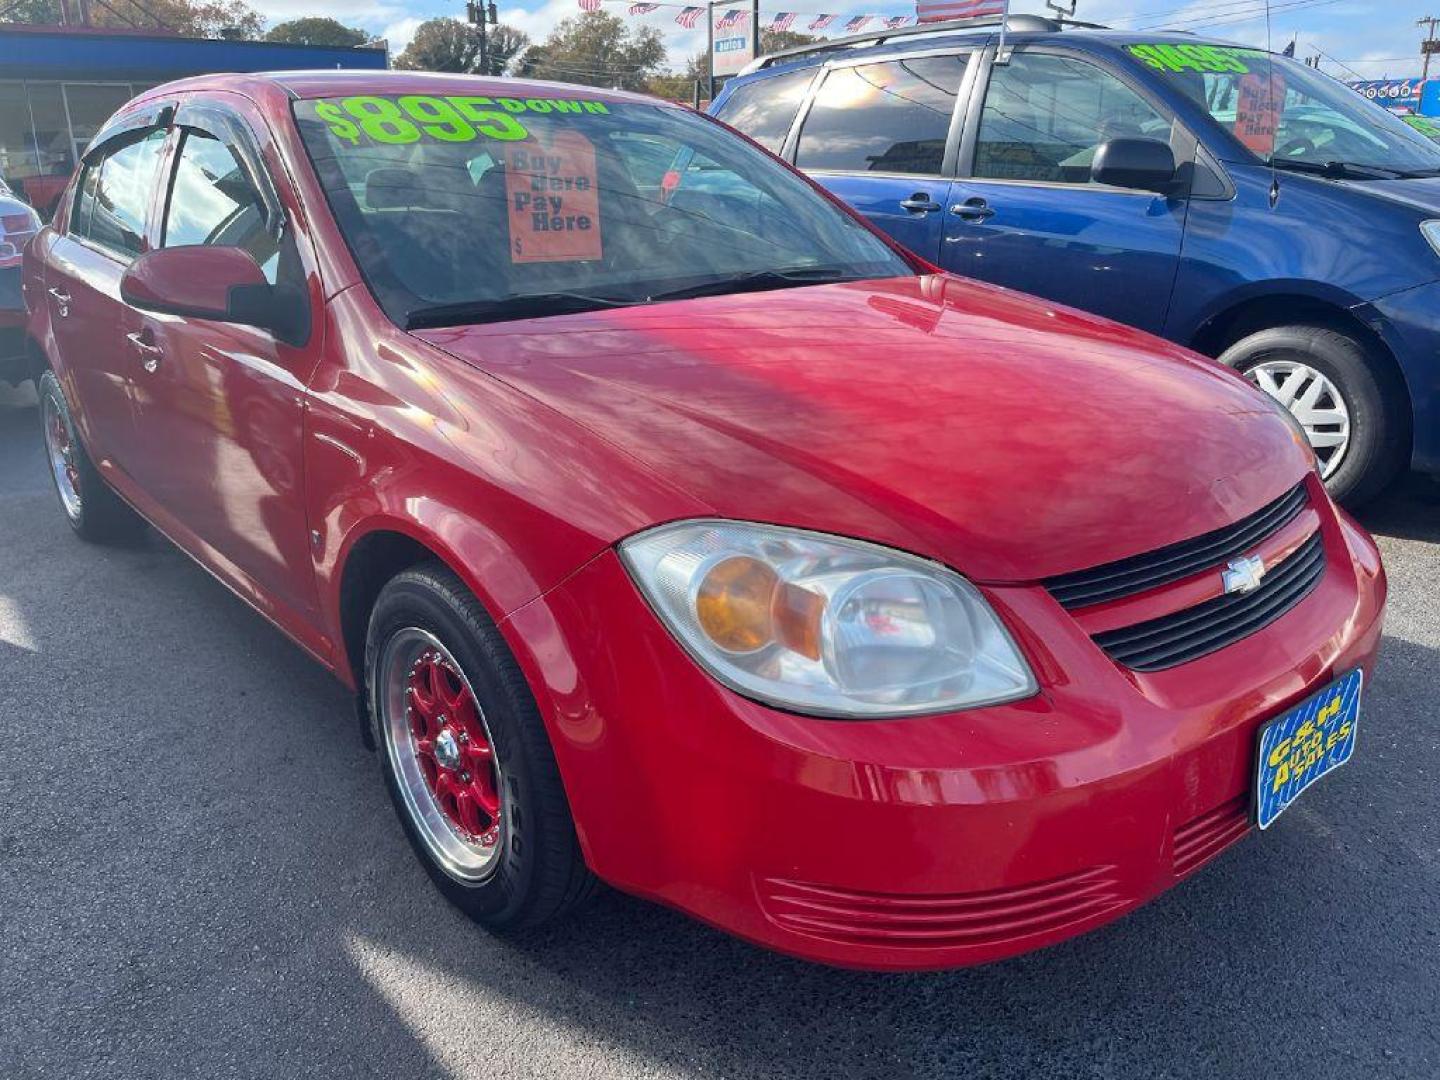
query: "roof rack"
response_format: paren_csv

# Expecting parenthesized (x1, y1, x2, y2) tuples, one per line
(745, 14, 1107, 72)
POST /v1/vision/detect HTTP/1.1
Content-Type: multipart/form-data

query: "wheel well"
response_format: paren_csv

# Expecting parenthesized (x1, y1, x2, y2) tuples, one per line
(24, 335, 50, 381)
(338, 530, 438, 689)
(1189, 293, 1413, 444)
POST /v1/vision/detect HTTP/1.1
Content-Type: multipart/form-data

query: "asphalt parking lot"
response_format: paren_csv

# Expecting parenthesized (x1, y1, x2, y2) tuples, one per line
(0, 378, 1436, 1080)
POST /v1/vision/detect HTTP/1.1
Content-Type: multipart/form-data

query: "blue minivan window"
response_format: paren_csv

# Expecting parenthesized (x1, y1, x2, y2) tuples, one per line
(975, 52, 1170, 184)
(796, 56, 967, 175)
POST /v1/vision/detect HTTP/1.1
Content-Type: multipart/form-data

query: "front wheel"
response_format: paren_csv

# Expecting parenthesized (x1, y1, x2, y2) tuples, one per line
(366, 564, 597, 929)
(1218, 325, 1407, 508)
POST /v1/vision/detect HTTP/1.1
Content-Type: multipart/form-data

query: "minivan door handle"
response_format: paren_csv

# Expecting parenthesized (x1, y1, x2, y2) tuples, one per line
(950, 197, 996, 222)
(899, 193, 943, 214)
(126, 330, 164, 374)
(47, 286, 71, 317)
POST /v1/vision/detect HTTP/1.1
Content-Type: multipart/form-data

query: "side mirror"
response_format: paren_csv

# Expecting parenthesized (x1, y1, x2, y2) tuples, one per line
(1090, 137, 1180, 195)
(120, 246, 306, 343)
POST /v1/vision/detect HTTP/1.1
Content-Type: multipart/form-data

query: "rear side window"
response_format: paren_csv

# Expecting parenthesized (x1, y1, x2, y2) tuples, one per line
(712, 69, 814, 153)
(795, 56, 968, 175)
(974, 52, 1171, 184)
(74, 128, 166, 259)
(163, 129, 280, 283)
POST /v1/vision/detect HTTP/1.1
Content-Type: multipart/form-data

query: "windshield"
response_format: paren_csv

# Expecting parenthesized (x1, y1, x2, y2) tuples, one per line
(1129, 43, 1440, 174)
(292, 93, 913, 328)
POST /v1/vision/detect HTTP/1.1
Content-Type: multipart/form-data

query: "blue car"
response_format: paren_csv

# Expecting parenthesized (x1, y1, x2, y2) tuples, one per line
(711, 15, 1440, 505)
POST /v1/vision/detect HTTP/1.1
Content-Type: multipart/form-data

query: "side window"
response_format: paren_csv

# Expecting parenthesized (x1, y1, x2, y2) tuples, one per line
(712, 69, 815, 154)
(162, 128, 280, 283)
(795, 55, 968, 175)
(974, 52, 1173, 185)
(77, 128, 166, 259)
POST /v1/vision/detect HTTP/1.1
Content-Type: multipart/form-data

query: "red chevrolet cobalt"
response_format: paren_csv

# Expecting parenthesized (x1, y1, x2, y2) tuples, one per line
(22, 72, 1385, 970)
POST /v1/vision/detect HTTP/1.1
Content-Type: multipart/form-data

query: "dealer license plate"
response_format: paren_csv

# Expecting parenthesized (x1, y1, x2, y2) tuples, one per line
(1255, 669, 1362, 830)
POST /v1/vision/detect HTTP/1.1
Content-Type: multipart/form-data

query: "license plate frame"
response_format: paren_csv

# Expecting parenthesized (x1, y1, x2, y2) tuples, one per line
(1254, 668, 1363, 830)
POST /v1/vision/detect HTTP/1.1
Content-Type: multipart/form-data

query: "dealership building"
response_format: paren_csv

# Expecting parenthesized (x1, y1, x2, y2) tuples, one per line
(0, 24, 388, 213)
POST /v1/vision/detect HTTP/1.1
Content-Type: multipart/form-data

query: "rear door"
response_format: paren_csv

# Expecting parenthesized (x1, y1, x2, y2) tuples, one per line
(128, 97, 323, 628)
(944, 46, 1188, 334)
(45, 125, 169, 474)
(791, 52, 976, 264)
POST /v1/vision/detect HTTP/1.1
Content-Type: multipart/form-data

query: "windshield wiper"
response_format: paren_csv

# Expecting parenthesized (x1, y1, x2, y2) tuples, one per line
(404, 291, 635, 330)
(643, 266, 867, 303)
(1267, 158, 1407, 180)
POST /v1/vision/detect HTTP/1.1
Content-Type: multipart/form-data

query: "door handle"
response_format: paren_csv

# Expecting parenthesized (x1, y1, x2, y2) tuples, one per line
(47, 286, 71, 317)
(126, 330, 163, 373)
(950, 197, 996, 221)
(899, 193, 943, 214)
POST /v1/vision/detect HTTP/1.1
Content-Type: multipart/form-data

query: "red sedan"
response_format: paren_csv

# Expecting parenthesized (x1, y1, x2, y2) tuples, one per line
(22, 72, 1385, 970)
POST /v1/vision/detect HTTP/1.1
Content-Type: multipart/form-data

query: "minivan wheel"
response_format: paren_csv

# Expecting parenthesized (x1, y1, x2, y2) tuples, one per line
(37, 370, 145, 544)
(366, 564, 597, 929)
(1218, 325, 1406, 508)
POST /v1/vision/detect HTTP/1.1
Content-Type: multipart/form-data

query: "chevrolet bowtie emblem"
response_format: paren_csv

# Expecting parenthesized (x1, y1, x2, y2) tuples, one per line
(1222, 555, 1267, 595)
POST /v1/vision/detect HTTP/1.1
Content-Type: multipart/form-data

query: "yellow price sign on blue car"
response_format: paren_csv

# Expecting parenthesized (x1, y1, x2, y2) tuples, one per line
(1255, 668, 1362, 829)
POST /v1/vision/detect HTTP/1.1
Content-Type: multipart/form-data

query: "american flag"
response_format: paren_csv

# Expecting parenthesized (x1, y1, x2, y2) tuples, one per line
(577, 0, 601, 11)
(768, 12, 797, 30)
(675, 4, 703, 26)
(915, 0, 1006, 23)
(883, 15, 912, 27)
(807, 13, 837, 30)
(843, 14, 871, 31)
(627, 2, 659, 12)
(716, 7, 748, 28)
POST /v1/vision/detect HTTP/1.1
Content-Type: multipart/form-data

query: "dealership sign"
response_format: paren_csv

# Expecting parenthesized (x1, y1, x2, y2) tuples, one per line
(1347, 78, 1429, 113)
(711, 6, 755, 77)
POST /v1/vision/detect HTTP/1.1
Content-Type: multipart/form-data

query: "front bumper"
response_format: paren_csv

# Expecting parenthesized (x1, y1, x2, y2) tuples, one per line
(1360, 280, 1440, 475)
(502, 495, 1386, 971)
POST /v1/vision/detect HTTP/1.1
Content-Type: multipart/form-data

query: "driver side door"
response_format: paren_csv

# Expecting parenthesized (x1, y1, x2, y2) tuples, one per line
(944, 47, 1190, 334)
(127, 97, 324, 634)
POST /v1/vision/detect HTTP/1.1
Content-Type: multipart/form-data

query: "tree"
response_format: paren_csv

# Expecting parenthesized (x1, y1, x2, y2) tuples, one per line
(514, 12, 666, 93)
(395, 17, 529, 76)
(761, 29, 817, 54)
(3, 0, 263, 38)
(265, 17, 369, 48)
(655, 31, 818, 98)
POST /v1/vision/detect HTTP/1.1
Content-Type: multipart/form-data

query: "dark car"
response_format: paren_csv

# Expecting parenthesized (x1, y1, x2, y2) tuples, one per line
(713, 14, 1440, 505)
(0, 171, 41, 385)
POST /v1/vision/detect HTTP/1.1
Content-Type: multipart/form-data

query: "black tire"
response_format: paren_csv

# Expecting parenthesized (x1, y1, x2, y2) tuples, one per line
(36, 369, 146, 545)
(365, 563, 597, 929)
(1218, 324, 1407, 509)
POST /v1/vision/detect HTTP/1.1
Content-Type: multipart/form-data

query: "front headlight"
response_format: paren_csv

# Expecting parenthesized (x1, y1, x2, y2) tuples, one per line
(619, 520, 1037, 718)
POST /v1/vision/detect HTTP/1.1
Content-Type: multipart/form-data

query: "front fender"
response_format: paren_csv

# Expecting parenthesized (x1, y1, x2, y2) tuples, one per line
(307, 286, 707, 687)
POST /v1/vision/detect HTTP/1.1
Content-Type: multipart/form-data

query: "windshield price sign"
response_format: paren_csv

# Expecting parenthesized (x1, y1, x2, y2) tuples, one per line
(312, 95, 612, 147)
(504, 130, 603, 263)
(1128, 43, 1267, 74)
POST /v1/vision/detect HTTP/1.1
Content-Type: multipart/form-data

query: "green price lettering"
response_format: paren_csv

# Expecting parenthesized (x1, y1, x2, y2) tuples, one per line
(314, 101, 361, 146)
(315, 95, 611, 149)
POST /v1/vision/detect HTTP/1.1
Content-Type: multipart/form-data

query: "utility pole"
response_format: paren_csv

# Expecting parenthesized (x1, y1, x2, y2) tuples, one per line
(466, 1, 499, 76)
(1420, 15, 1440, 81)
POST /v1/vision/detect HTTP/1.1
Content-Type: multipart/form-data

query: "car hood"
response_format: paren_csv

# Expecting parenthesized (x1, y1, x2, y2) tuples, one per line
(416, 275, 1311, 583)
(1333, 174, 1440, 216)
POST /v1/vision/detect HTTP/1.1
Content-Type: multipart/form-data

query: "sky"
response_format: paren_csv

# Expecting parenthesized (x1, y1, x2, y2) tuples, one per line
(243, 0, 1440, 82)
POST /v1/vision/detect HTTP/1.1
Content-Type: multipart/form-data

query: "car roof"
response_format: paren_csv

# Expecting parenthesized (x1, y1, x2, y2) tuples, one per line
(742, 26, 1254, 80)
(131, 69, 670, 108)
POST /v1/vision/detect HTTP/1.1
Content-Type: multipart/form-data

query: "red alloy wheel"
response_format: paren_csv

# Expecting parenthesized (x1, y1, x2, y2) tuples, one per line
(406, 649, 502, 846)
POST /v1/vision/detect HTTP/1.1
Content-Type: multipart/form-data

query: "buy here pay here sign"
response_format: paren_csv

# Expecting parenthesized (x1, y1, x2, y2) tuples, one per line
(504, 131, 603, 263)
